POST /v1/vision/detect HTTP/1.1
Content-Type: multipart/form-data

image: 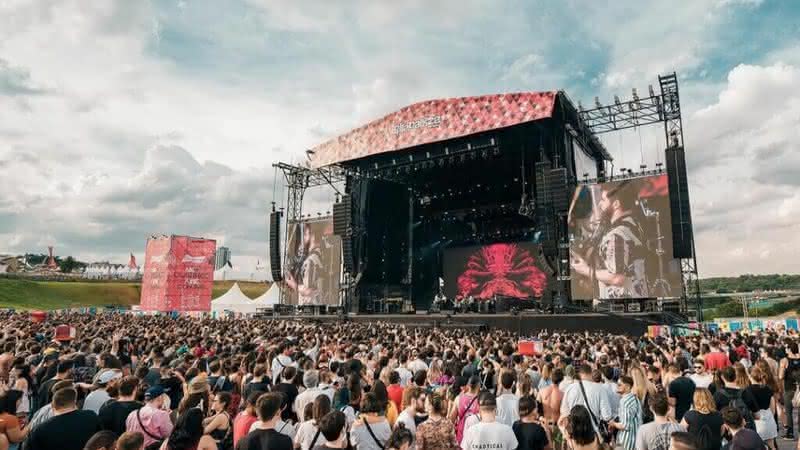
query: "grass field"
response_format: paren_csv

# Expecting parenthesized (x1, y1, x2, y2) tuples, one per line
(0, 278, 270, 311)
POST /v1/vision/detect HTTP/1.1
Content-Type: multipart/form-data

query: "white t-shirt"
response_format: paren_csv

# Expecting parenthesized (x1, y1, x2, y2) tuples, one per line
(689, 373, 713, 389)
(461, 420, 518, 450)
(271, 354, 296, 382)
(294, 420, 330, 450)
(495, 394, 520, 426)
(396, 409, 417, 435)
(250, 419, 297, 440)
(396, 367, 413, 387)
(408, 358, 429, 374)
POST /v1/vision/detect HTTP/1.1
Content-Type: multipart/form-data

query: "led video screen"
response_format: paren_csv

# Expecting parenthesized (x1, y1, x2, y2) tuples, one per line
(284, 218, 342, 306)
(443, 242, 550, 302)
(568, 174, 682, 300)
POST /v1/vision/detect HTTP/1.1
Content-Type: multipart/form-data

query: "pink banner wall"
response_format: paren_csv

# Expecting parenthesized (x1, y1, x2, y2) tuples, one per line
(140, 236, 216, 312)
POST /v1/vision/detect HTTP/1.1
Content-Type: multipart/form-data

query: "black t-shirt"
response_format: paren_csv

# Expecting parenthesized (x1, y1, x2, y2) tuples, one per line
(244, 379, 272, 400)
(36, 377, 60, 410)
(143, 368, 161, 387)
(668, 376, 696, 421)
(160, 376, 184, 408)
(714, 387, 757, 412)
(26, 409, 101, 450)
(683, 410, 723, 450)
(98, 399, 143, 435)
(743, 385, 772, 411)
(236, 428, 293, 450)
(784, 357, 800, 390)
(512, 421, 549, 450)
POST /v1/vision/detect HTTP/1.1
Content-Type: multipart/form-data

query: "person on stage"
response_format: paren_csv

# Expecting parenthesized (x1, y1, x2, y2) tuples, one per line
(285, 222, 325, 306)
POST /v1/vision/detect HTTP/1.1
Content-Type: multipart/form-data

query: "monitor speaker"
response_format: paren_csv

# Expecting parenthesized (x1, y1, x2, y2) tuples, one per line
(665, 146, 694, 258)
(269, 210, 283, 281)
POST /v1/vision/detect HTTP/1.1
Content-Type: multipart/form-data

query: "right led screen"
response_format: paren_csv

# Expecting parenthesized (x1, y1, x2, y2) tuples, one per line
(568, 174, 682, 300)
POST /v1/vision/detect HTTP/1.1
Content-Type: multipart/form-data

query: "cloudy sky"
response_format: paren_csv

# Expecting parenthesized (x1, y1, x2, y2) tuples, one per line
(1, 0, 798, 277)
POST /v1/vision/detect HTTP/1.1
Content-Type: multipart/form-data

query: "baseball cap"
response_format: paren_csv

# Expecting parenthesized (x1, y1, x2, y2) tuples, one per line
(98, 370, 122, 385)
(145, 385, 165, 400)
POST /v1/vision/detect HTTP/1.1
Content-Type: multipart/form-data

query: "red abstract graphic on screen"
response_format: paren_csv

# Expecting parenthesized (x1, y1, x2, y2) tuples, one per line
(456, 243, 547, 300)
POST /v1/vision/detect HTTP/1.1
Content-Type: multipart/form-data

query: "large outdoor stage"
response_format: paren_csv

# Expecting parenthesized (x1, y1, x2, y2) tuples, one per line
(271, 311, 673, 335)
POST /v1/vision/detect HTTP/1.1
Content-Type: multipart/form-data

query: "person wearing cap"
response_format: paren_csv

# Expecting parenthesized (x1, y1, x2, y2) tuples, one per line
(125, 385, 173, 449)
(83, 370, 122, 414)
(294, 370, 323, 421)
(460, 392, 518, 450)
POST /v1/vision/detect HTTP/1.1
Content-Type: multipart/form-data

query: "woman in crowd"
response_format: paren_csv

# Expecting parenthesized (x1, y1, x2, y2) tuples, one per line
(233, 391, 263, 448)
(294, 394, 331, 450)
(0, 389, 26, 449)
(680, 388, 723, 450)
(371, 380, 398, 427)
(386, 423, 414, 450)
(350, 393, 391, 450)
(746, 366, 778, 449)
(513, 396, 550, 450)
(203, 392, 232, 449)
(558, 405, 600, 450)
(415, 392, 456, 450)
(163, 408, 217, 450)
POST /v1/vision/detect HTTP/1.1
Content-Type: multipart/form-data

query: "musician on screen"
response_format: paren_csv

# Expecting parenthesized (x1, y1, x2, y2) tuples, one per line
(285, 222, 324, 305)
(570, 181, 650, 299)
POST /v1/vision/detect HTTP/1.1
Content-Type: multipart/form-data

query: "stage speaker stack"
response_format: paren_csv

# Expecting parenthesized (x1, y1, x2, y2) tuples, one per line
(546, 168, 570, 213)
(665, 146, 694, 258)
(269, 210, 283, 282)
(333, 195, 355, 273)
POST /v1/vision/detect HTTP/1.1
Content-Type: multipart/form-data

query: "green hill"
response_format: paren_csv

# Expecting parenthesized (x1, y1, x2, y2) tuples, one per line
(0, 279, 270, 311)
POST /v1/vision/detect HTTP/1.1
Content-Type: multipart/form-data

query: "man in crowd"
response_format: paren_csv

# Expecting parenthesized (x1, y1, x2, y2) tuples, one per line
(560, 364, 614, 425)
(609, 375, 641, 450)
(461, 392, 518, 450)
(83, 369, 122, 414)
(635, 393, 684, 450)
(125, 386, 173, 449)
(705, 340, 732, 370)
(689, 358, 713, 388)
(36, 359, 73, 409)
(238, 393, 293, 450)
(99, 375, 143, 435)
(315, 411, 348, 450)
(721, 406, 765, 450)
(26, 379, 74, 433)
(667, 364, 696, 421)
(294, 370, 322, 419)
(496, 370, 520, 426)
(25, 387, 101, 450)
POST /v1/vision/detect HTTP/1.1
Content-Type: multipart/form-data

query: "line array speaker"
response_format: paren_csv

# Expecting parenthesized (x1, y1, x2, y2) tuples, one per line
(333, 195, 354, 273)
(665, 146, 694, 258)
(546, 168, 570, 213)
(269, 210, 283, 281)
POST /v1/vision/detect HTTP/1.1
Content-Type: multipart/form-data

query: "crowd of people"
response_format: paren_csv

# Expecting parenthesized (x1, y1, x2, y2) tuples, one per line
(0, 311, 797, 450)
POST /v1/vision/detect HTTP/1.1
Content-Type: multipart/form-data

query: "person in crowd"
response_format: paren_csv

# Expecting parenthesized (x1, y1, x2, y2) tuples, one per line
(721, 406, 765, 450)
(779, 341, 800, 440)
(84, 370, 123, 414)
(537, 368, 564, 429)
(496, 370, 520, 427)
(558, 405, 600, 450)
(512, 396, 548, 450)
(82, 430, 119, 450)
(668, 364, 696, 422)
(237, 393, 293, 450)
(25, 379, 74, 433)
(450, 375, 480, 445)
(387, 371, 404, 411)
(559, 365, 613, 425)
(668, 432, 700, 450)
(386, 424, 414, 450)
(689, 359, 713, 389)
(461, 392, 518, 450)
(635, 392, 685, 450)
(234, 392, 263, 448)
(25, 386, 101, 450)
(242, 365, 271, 403)
(350, 392, 391, 450)
(680, 388, 724, 450)
(313, 411, 347, 450)
(99, 376, 143, 436)
(609, 375, 640, 450)
(161, 408, 217, 450)
(705, 341, 732, 371)
(293, 371, 322, 422)
(745, 366, 778, 449)
(294, 395, 331, 450)
(249, 393, 296, 441)
(415, 392, 457, 450)
(115, 431, 145, 450)
(396, 387, 422, 439)
(714, 367, 756, 430)
(0, 389, 27, 448)
(273, 368, 300, 424)
(9, 364, 33, 419)
(204, 392, 233, 449)
(35, 359, 73, 409)
(371, 380, 398, 427)
(125, 386, 173, 449)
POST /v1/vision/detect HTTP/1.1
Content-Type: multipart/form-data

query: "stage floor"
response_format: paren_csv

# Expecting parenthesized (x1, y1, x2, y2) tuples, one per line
(270, 311, 675, 335)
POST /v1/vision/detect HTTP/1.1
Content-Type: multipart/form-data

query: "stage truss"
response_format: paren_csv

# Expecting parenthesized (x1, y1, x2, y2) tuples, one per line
(273, 73, 702, 321)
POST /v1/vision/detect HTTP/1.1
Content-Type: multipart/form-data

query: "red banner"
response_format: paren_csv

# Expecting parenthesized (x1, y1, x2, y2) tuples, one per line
(140, 235, 216, 312)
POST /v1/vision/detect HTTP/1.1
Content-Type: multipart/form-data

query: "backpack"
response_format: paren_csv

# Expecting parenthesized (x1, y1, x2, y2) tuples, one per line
(720, 389, 755, 430)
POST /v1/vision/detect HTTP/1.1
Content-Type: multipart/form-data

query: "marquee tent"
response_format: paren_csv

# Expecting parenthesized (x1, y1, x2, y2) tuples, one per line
(253, 283, 279, 309)
(211, 283, 258, 315)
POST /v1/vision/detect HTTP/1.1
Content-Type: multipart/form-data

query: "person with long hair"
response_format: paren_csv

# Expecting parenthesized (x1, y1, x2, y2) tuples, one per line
(449, 375, 480, 445)
(163, 408, 218, 450)
(233, 391, 262, 448)
(415, 393, 456, 450)
(629, 365, 653, 423)
(9, 364, 33, 420)
(746, 366, 778, 449)
(0, 389, 26, 447)
(680, 388, 723, 450)
(733, 363, 751, 390)
(294, 394, 332, 450)
(203, 392, 232, 449)
(350, 392, 391, 450)
(372, 380, 398, 427)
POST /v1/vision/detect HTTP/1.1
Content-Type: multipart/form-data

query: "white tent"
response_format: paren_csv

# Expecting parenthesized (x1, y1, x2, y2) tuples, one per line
(211, 283, 259, 315)
(253, 283, 280, 309)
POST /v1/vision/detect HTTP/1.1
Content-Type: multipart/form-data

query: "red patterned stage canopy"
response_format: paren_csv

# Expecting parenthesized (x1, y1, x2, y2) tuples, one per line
(309, 92, 557, 168)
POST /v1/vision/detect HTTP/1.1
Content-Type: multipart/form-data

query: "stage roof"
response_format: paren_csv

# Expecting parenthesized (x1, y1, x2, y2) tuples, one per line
(309, 91, 557, 168)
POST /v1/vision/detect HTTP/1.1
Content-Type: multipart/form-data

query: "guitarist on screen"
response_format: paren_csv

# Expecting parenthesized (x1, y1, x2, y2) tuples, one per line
(285, 222, 324, 305)
(570, 181, 650, 299)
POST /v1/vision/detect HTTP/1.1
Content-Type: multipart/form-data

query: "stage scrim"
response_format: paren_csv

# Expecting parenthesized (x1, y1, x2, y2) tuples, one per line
(284, 217, 342, 306)
(443, 242, 550, 302)
(568, 174, 682, 300)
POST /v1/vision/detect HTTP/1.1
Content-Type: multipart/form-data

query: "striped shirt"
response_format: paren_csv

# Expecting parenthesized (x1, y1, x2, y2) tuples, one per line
(617, 392, 641, 450)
